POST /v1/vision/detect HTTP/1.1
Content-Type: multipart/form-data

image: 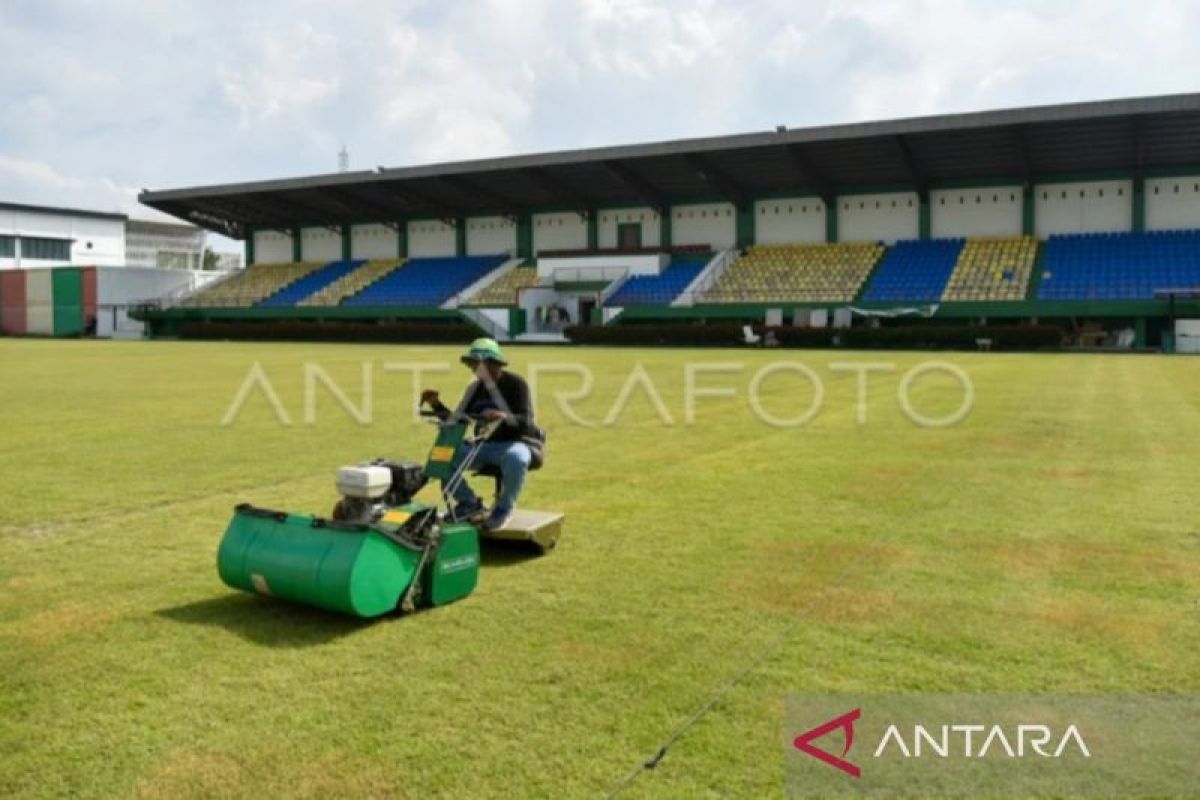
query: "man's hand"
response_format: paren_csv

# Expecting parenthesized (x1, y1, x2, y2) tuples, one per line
(420, 389, 440, 406)
(479, 408, 507, 422)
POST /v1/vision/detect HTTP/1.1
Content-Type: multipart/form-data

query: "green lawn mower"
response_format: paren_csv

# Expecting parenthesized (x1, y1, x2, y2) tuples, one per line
(216, 414, 563, 619)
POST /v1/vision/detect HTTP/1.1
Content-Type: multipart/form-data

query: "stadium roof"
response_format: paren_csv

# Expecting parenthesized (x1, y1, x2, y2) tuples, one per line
(140, 93, 1200, 239)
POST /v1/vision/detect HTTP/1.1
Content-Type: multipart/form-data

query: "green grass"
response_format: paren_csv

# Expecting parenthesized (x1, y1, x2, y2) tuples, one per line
(1, 339, 1198, 798)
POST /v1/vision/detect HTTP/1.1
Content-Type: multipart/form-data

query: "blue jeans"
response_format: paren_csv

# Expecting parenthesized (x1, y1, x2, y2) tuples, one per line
(445, 440, 531, 515)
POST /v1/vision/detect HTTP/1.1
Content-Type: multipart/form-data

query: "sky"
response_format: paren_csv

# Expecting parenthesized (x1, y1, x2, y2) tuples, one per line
(1, 0, 1198, 253)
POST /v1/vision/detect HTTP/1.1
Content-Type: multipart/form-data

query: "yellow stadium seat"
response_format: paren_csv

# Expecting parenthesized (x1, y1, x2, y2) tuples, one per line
(941, 236, 1037, 302)
(699, 242, 883, 303)
(463, 266, 539, 306)
(181, 262, 326, 308)
(299, 260, 405, 306)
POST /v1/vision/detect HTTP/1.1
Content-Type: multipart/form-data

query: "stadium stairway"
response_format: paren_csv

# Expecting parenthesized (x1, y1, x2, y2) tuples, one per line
(1037, 230, 1200, 300)
(299, 259, 405, 306)
(606, 255, 709, 306)
(859, 239, 964, 303)
(700, 243, 883, 303)
(257, 260, 365, 307)
(941, 236, 1038, 302)
(343, 255, 508, 307)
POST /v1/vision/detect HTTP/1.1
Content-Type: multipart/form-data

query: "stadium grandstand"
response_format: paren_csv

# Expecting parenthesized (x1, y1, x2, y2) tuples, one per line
(136, 93, 1200, 349)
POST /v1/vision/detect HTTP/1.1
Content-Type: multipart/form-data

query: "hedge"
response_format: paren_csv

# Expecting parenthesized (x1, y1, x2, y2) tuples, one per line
(565, 323, 1064, 350)
(178, 320, 483, 343)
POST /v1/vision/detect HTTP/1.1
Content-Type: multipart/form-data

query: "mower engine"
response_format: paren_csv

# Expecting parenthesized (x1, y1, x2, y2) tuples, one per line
(332, 460, 427, 524)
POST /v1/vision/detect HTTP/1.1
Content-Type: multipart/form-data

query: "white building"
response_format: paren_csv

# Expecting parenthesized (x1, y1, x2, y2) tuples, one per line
(0, 201, 220, 271)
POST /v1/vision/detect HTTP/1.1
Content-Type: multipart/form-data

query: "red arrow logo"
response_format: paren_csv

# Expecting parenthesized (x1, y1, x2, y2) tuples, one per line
(793, 708, 862, 779)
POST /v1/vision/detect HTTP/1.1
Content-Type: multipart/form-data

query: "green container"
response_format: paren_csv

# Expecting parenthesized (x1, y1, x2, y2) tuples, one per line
(217, 507, 422, 618)
(428, 522, 480, 606)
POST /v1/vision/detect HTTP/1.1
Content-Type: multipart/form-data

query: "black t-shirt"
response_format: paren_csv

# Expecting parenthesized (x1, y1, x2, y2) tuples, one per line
(433, 371, 534, 443)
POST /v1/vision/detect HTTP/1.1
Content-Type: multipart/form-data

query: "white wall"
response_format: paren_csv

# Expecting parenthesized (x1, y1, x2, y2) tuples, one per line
(597, 207, 661, 248)
(838, 192, 919, 243)
(1035, 180, 1132, 237)
(533, 212, 588, 254)
(350, 223, 400, 260)
(96, 266, 201, 337)
(931, 186, 1023, 238)
(253, 230, 293, 263)
(1146, 177, 1200, 231)
(0, 208, 125, 267)
(465, 216, 516, 256)
(408, 220, 456, 257)
(754, 197, 826, 244)
(300, 227, 340, 262)
(671, 202, 736, 249)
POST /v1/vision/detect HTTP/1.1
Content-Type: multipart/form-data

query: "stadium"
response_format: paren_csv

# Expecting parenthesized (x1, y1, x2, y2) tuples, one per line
(118, 92, 1200, 351)
(4, 11, 1200, 798)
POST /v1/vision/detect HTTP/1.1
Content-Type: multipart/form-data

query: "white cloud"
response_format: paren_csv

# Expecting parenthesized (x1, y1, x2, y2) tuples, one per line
(0, 0, 1197, 243)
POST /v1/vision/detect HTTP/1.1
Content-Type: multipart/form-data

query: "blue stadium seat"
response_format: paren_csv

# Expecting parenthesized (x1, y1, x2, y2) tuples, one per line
(257, 260, 364, 307)
(860, 239, 964, 302)
(1037, 230, 1200, 300)
(606, 256, 708, 307)
(343, 255, 507, 307)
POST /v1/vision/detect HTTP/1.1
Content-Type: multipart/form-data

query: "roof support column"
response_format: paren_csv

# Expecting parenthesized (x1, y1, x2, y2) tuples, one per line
(1132, 174, 1146, 233)
(245, 226, 255, 266)
(736, 204, 754, 249)
(586, 210, 598, 251)
(398, 223, 408, 259)
(1022, 186, 1035, 236)
(516, 213, 532, 260)
(455, 218, 467, 257)
(659, 208, 672, 249)
(291, 227, 302, 263)
(825, 198, 838, 243)
(341, 225, 352, 261)
(918, 195, 931, 240)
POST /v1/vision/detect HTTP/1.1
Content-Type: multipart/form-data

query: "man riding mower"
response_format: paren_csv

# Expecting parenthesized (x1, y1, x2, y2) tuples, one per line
(214, 338, 560, 619)
(420, 337, 544, 532)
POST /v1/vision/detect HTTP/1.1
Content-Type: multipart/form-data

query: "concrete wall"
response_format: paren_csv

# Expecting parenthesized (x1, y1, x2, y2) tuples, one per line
(671, 202, 736, 249)
(300, 227, 340, 262)
(1146, 177, 1200, 231)
(408, 220, 456, 257)
(1035, 179, 1132, 237)
(931, 186, 1023, 238)
(350, 224, 399, 260)
(253, 230, 293, 263)
(838, 192, 919, 243)
(465, 216, 516, 256)
(597, 207, 661, 248)
(533, 211, 588, 254)
(754, 197, 827, 244)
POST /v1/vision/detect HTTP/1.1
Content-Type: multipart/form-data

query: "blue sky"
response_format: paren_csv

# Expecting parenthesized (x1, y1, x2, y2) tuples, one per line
(1, 0, 1197, 252)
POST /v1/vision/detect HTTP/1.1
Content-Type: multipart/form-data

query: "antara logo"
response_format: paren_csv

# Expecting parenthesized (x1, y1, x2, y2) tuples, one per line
(793, 708, 1091, 779)
(793, 708, 862, 779)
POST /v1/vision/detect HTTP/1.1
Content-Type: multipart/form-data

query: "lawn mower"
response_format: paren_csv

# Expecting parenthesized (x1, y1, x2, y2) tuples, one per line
(216, 412, 563, 618)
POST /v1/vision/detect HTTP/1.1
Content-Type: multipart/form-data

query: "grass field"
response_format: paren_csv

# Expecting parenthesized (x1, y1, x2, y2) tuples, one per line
(2, 339, 1199, 798)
